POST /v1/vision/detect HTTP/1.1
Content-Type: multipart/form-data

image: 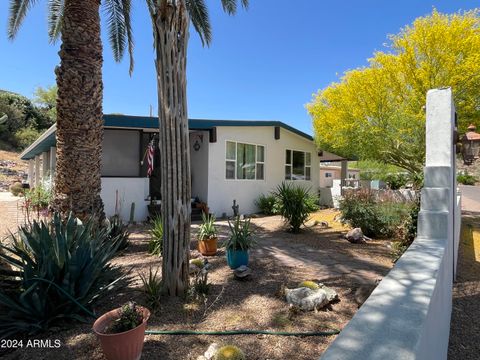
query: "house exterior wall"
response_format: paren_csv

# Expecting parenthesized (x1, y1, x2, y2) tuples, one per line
(100, 177, 149, 222)
(206, 126, 320, 216)
(101, 129, 140, 177)
(190, 131, 209, 203)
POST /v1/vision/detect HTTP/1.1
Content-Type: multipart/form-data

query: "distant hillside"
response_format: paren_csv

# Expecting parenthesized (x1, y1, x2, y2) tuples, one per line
(0, 150, 27, 191)
(0, 89, 55, 151)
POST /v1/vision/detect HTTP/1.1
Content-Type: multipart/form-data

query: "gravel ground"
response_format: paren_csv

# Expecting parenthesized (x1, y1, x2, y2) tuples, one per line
(1, 211, 394, 360)
(448, 212, 480, 360)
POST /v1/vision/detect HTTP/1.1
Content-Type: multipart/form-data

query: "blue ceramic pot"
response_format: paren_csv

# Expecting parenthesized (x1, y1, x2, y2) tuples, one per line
(226, 249, 249, 269)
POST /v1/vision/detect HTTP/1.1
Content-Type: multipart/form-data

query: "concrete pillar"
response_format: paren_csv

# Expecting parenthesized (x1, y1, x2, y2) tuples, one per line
(42, 151, 50, 180)
(28, 159, 35, 187)
(50, 147, 56, 177)
(34, 155, 41, 187)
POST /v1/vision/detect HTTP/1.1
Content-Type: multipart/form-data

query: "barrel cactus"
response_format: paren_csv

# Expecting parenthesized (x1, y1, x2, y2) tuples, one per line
(214, 345, 246, 360)
(298, 280, 320, 290)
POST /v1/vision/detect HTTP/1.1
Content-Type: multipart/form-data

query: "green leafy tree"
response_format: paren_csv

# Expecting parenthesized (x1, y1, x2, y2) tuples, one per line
(308, 10, 480, 173)
(0, 90, 51, 149)
(7, 0, 133, 219)
(33, 84, 57, 121)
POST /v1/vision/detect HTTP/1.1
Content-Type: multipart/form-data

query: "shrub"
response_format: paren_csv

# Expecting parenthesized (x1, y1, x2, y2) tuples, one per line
(188, 268, 210, 300)
(391, 196, 420, 261)
(23, 182, 51, 212)
(14, 127, 42, 150)
(339, 189, 411, 238)
(457, 171, 478, 185)
(0, 213, 123, 338)
(148, 217, 163, 256)
(9, 182, 24, 196)
(273, 182, 319, 233)
(383, 173, 409, 190)
(139, 267, 162, 313)
(215, 345, 246, 360)
(255, 194, 280, 215)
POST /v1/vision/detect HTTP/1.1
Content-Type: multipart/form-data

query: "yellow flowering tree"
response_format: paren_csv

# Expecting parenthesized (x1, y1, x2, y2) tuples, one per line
(308, 10, 480, 173)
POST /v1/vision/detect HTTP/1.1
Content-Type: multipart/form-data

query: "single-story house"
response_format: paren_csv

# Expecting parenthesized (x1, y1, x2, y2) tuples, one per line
(21, 114, 344, 221)
(319, 163, 360, 188)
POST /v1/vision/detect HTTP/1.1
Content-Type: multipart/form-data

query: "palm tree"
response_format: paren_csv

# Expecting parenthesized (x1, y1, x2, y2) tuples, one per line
(146, 0, 248, 296)
(7, 0, 133, 219)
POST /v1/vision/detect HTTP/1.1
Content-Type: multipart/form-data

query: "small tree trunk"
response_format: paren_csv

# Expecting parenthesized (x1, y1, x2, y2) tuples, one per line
(153, 1, 191, 296)
(52, 0, 105, 220)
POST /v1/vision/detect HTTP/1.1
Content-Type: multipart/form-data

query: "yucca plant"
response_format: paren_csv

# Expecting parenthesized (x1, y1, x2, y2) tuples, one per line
(139, 267, 162, 313)
(148, 217, 163, 256)
(0, 213, 123, 339)
(273, 182, 319, 233)
(198, 212, 218, 241)
(225, 216, 256, 251)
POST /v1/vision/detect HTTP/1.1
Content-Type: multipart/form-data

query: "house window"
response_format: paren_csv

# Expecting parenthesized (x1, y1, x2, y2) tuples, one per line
(226, 141, 265, 180)
(285, 150, 311, 180)
(325, 172, 332, 178)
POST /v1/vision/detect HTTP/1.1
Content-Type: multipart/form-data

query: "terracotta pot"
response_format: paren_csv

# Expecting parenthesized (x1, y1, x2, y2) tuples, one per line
(93, 306, 150, 360)
(198, 237, 218, 256)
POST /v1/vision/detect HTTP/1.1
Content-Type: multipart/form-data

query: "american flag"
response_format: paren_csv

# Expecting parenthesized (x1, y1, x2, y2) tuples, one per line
(147, 139, 155, 177)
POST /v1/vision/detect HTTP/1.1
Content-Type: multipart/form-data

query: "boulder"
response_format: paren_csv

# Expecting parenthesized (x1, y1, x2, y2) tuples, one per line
(285, 284, 338, 311)
(345, 227, 366, 244)
(203, 343, 220, 360)
(233, 265, 252, 279)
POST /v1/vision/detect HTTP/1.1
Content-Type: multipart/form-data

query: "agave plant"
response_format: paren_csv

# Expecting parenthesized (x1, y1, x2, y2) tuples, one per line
(225, 216, 256, 251)
(0, 213, 124, 339)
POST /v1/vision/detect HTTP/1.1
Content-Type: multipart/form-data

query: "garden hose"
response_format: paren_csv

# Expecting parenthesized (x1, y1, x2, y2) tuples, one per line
(144, 329, 340, 337)
(26, 278, 340, 337)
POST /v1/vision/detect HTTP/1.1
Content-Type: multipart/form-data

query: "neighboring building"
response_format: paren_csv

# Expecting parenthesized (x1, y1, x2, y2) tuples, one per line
(319, 163, 360, 188)
(21, 114, 331, 221)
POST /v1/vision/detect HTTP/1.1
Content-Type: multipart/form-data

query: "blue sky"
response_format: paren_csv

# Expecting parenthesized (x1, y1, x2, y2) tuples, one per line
(1, 1, 479, 135)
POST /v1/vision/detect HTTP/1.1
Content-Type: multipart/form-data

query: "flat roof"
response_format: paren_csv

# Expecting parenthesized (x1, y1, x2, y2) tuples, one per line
(20, 114, 316, 160)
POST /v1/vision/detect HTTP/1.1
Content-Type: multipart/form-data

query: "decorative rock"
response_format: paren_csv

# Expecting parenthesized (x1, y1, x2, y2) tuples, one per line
(203, 342, 220, 360)
(233, 265, 252, 279)
(345, 228, 367, 244)
(285, 284, 338, 311)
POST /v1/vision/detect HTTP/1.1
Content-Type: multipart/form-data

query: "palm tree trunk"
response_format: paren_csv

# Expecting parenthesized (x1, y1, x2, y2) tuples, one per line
(153, 1, 191, 296)
(52, 0, 105, 220)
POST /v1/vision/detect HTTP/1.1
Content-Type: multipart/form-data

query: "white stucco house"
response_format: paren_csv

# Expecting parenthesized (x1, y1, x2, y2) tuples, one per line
(21, 114, 340, 221)
(319, 163, 360, 188)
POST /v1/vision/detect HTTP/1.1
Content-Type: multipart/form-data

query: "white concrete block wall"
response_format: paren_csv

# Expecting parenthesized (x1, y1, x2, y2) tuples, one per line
(320, 88, 460, 360)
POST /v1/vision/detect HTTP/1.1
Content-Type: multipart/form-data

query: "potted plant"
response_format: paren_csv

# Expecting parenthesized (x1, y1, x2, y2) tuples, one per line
(198, 212, 218, 256)
(93, 302, 150, 360)
(225, 216, 256, 269)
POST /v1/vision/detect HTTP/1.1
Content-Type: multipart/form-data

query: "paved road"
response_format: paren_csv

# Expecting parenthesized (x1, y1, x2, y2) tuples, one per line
(449, 185, 480, 360)
(459, 185, 480, 212)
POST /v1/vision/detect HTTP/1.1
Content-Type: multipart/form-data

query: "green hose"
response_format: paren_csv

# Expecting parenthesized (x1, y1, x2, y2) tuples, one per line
(26, 277, 340, 337)
(145, 329, 340, 336)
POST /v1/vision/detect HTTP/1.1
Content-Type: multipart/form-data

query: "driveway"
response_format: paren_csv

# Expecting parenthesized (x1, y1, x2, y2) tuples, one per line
(459, 185, 480, 212)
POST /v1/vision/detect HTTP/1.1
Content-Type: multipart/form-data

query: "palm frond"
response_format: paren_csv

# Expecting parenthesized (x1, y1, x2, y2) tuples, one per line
(7, 0, 38, 40)
(102, 0, 135, 74)
(47, 0, 64, 44)
(121, 0, 134, 75)
(186, 0, 212, 46)
(220, 0, 248, 15)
